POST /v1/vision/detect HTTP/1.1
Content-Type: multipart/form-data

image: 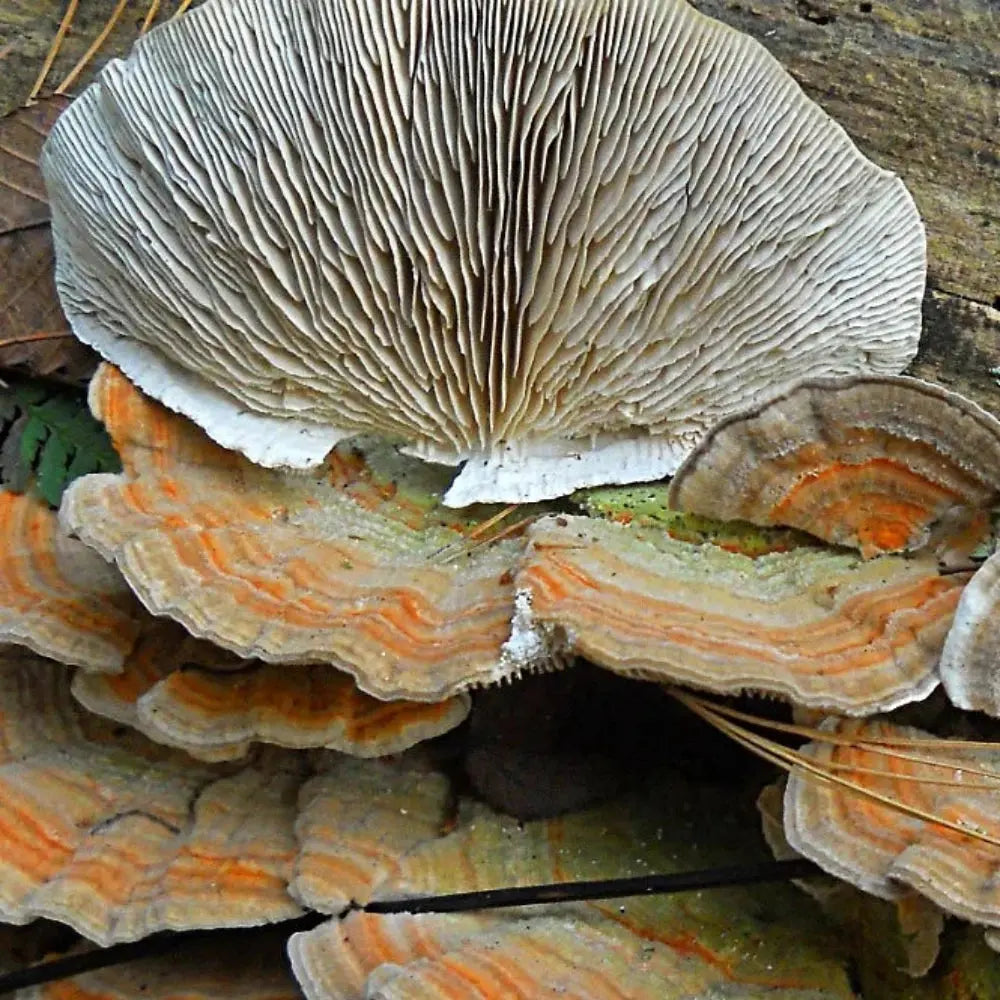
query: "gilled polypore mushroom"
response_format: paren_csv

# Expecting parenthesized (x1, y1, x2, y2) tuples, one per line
(667, 376, 1000, 562)
(17, 0, 1000, 990)
(40, 0, 925, 506)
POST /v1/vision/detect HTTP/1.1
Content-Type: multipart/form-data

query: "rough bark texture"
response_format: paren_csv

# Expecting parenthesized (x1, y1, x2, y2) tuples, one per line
(691, 0, 1000, 417)
(1, 0, 997, 409)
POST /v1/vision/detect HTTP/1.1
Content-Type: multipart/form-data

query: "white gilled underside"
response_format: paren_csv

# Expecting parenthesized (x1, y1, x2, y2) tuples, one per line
(42, 0, 925, 504)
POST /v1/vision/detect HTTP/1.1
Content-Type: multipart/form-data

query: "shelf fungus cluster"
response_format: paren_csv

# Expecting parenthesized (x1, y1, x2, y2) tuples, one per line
(5, 0, 1000, 993)
(7, 361, 1000, 993)
(778, 719, 1000, 940)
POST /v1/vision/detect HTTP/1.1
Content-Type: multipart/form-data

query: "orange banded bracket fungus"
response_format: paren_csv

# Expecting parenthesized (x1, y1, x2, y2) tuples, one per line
(0, 649, 465, 956)
(782, 718, 1000, 935)
(71, 621, 471, 763)
(515, 514, 965, 714)
(289, 774, 857, 999)
(40, 0, 924, 505)
(0, 488, 141, 672)
(0, 466, 471, 761)
(60, 365, 556, 701)
(0, 651, 304, 946)
(667, 375, 1000, 561)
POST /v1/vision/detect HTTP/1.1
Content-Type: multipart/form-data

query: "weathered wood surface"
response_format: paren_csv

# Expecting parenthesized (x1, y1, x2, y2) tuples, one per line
(1, 0, 997, 408)
(692, 0, 1000, 413)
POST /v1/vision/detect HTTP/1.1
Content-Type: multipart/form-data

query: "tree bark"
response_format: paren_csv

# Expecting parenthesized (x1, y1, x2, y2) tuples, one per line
(693, 0, 1000, 411)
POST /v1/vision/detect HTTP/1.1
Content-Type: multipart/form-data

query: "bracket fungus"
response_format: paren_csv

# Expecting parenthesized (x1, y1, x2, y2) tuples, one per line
(515, 514, 965, 713)
(668, 375, 1000, 561)
(291, 757, 451, 915)
(40, 0, 924, 505)
(61, 365, 552, 701)
(0, 651, 304, 946)
(290, 774, 856, 999)
(0, 489, 141, 672)
(783, 718, 1000, 933)
(0, 456, 471, 761)
(72, 621, 471, 763)
(0, 650, 455, 955)
(939, 550, 1000, 715)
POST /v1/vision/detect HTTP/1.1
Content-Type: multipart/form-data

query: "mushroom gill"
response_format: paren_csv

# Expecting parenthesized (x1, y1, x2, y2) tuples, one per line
(41, 0, 925, 504)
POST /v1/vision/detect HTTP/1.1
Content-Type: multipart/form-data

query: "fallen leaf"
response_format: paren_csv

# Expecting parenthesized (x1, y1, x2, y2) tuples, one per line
(0, 97, 96, 382)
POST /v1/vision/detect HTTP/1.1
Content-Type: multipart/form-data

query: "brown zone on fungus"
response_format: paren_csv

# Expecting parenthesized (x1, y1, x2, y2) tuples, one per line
(73, 621, 470, 761)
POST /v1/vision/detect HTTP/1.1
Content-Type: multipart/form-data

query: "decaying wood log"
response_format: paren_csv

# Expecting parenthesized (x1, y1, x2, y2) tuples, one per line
(693, 0, 999, 412)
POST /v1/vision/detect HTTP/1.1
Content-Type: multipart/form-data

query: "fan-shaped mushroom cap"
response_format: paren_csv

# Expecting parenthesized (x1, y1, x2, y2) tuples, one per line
(290, 775, 855, 999)
(61, 366, 555, 701)
(516, 515, 964, 713)
(668, 376, 1000, 561)
(292, 757, 451, 914)
(784, 717, 1000, 930)
(72, 622, 471, 762)
(939, 550, 1000, 715)
(0, 650, 305, 945)
(0, 489, 141, 671)
(41, 0, 924, 505)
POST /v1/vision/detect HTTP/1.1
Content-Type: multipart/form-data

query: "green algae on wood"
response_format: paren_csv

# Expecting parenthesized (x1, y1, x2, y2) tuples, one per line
(574, 483, 819, 555)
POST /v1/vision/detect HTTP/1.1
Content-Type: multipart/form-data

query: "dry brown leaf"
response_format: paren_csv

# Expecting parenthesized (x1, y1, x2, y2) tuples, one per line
(0, 97, 66, 230)
(0, 97, 96, 382)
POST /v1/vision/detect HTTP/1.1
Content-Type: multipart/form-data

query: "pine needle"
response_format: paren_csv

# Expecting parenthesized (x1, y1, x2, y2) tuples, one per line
(431, 504, 518, 561)
(27, 0, 78, 102)
(680, 696, 1000, 784)
(140, 0, 163, 34)
(455, 514, 535, 558)
(0, 332, 77, 347)
(55, 0, 130, 95)
(671, 690, 1000, 849)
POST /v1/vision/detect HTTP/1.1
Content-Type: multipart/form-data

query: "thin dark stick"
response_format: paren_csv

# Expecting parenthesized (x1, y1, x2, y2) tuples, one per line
(365, 856, 821, 914)
(0, 857, 821, 994)
(0, 919, 326, 994)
